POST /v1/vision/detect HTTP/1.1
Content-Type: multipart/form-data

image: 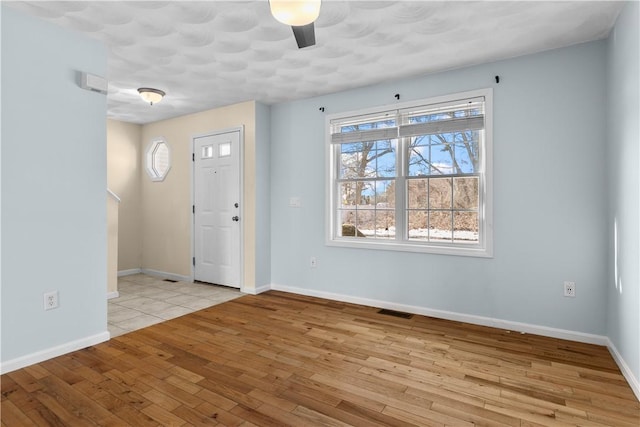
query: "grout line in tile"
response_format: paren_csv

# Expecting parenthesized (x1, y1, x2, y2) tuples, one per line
(109, 274, 241, 337)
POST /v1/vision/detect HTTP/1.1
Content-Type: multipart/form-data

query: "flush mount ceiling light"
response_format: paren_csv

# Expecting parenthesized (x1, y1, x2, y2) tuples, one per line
(137, 87, 165, 105)
(269, 0, 321, 26)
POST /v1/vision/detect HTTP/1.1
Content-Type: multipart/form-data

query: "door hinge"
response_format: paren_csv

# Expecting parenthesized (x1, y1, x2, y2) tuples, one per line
(192, 153, 195, 161)
(192, 205, 195, 214)
(193, 257, 195, 266)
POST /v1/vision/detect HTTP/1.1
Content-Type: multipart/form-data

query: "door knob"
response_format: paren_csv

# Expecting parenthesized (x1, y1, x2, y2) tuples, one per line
(232, 216, 239, 222)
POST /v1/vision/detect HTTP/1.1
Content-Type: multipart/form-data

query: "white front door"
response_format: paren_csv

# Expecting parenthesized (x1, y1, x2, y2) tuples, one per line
(193, 130, 241, 288)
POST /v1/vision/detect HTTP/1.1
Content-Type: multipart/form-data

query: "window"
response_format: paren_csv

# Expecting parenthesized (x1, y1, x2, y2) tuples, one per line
(145, 138, 171, 181)
(202, 144, 214, 159)
(327, 89, 492, 257)
(218, 142, 231, 157)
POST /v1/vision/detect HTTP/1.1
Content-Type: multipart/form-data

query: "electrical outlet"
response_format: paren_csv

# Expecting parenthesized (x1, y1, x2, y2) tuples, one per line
(310, 257, 317, 268)
(44, 291, 59, 310)
(563, 281, 576, 297)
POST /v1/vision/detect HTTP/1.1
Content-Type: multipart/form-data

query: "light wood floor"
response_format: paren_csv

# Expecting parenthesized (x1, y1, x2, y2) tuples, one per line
(2, 291, 638, 426)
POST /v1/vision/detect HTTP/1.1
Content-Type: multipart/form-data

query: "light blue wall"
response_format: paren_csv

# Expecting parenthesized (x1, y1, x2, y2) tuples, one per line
(270, 41, 609, 335)
(255, 102, 271, 288)
(606, 1, 640, 387)
(1, 7, 107, 363)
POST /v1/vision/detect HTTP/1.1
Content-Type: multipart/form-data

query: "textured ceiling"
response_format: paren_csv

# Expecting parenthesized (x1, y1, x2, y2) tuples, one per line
(6, 1, 624, 124)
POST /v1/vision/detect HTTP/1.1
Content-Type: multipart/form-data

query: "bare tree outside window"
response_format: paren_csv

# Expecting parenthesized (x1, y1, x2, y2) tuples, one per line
(407, 129, 480, 243)
(338, 131, 397, 239)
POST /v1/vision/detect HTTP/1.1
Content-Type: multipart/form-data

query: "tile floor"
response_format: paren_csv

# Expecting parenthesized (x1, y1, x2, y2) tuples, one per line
(108, 274, 242, 337)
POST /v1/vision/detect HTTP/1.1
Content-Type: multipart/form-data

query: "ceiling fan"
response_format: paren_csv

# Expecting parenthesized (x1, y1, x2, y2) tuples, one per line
(270, 0, 321, 49)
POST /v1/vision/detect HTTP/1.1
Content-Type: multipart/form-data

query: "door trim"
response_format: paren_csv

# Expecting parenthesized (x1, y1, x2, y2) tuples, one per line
(190, 126, 245, 289)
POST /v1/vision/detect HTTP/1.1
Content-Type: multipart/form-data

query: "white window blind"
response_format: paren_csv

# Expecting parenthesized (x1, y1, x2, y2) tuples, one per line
(331, 97, 484, 144)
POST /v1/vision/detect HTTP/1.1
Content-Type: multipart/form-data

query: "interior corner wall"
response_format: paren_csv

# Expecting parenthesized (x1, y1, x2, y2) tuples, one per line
(1, 6, 108, 368)
(255, 102, 271, 289)
(270, 41, 609, 337)
(107, 120, 143, 272)
(606, 0, 640, 393)
(140, 101, 259, 288)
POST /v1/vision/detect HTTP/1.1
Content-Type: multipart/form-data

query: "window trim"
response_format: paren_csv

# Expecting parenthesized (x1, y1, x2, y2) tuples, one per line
(326, 88, 493, 258)
(145, 137, 171, 182)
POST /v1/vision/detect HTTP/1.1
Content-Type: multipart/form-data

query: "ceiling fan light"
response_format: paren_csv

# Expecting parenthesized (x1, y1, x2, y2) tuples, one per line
(137, 87, 165, 105)
(270, 0, 321, 26)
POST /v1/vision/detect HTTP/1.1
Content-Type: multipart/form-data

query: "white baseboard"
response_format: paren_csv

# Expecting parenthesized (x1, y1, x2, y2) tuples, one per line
(118, 268, 141, 277)
(269, 284, 608, 346)
(241, 284, 271, 295)
(106, 291, 119, 300)
(141, 268, 191, 283)
(0, 331, 110, 375)
(606, 338, 640, 401)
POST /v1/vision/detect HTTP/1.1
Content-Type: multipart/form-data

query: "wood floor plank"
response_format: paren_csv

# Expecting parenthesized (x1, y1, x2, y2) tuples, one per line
(193, 401, 244, 426)
(6, 369, 44, 393)
(278, 387, 380, 426)
(380, 405, 446, 427)
(283, 373, 342, 405)
(246, 388, 297, 412)
(194, 388, 237, 412)
(165, 374, 204, 396)
(2, 376, 68, 427)
(197, 378, 263, 410)
(38, 375, 128, 426)
(171, 404, 220, 426)
(137, 372, 204, 409)
(109, 405, 161, 427)
(103, 368, 154, 399)
(73, 379, 136, 414)
(430, 400, 519, 427)
(289, 372, 387, 413)
(142, 387, 183, 412)
(2, 291, 638, 426)
(1, 381, 47, 426)
(0, 399, 38, 427)
(333, 400, 416, 427)
(31, 390, 95, 427)
(289, 405, 352, 427)
(141, 402, 187, 426)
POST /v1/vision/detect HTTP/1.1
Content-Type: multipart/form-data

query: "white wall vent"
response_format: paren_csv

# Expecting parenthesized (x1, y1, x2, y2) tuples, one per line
(79, 72, 107, 95)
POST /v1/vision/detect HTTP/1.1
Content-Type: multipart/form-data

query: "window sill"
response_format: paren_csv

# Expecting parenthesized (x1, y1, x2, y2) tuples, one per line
(326, 237, 493, 258)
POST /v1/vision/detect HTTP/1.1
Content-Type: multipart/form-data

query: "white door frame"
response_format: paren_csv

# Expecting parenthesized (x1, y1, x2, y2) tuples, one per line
(191, 126, 244, 288)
